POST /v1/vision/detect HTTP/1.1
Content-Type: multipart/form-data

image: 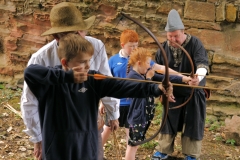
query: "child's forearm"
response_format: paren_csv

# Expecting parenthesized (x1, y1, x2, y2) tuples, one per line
(182, 76, 191, 83)
(153, 64, 182, 76)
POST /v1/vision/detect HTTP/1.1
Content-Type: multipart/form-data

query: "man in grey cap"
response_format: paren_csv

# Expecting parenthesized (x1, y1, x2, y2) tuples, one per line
(20, 2, 119, 160)
(152, 9, 209, 160)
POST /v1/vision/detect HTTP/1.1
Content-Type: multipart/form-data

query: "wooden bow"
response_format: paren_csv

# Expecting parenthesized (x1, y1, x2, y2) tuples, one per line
(120, 12, 170, 145)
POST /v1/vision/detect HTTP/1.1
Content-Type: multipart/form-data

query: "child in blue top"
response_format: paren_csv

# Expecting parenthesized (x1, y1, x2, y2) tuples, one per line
(103, 30, 181, 147)
(103, 30, 140, 145)
(125, 47, 191, 160)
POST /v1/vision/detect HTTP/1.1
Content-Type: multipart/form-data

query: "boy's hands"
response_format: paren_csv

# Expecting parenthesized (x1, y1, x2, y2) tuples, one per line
(158, 82, 175, 102)
(109, 119, 119, 131)
(72, 66, 88, 83)
(99, 102, 119, 131)
(99, 103, 105, 115)
(189, 74, 199, 86)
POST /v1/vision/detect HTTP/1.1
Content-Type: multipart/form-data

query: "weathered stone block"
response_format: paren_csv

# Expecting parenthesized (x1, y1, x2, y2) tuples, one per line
(0, 67, 14, 77)
(0, 1, 16, 12)
(33, 12, 50, 22)
(216, 0, 225, 21)
(183, 19, 221, 31)
(227, 31, 240, 53)
(189, 0, 207, 2)
(186, 28, 225, 51)
(145, 14, 165, 22)
(0, 10, 9, 24)
(211, 51, 240, 78)
(207, 0, 218, 3)
(184, 1, 215, 22)
(9, 52, 30, 65)
(0, 54, 6, 68)
(225, 115, 240, 145)
(147, 2, 160, 8)
(0, 26, 10, 37)
(22, 34, 46, 46)
(226, 3, 237, 22)
(211, 63, 240, 77)
(98, 4, 116, 16)
(212, 53, 240, 66)
(157, 2, 175, 15)
(4, 36, 17, 52)
(96, 4, 118, 23)
(129, 1, 146, 7)
(156, 2, 183, 15)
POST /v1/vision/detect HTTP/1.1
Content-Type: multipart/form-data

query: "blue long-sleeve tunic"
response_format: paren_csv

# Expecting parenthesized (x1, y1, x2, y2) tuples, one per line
(127, 70, 183, 125)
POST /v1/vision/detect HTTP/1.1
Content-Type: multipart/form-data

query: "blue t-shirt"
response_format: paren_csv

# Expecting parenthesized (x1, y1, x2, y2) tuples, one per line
(108, 52, 155, 106)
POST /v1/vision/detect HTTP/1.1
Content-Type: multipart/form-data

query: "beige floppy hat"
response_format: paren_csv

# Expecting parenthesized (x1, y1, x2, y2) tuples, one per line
(41, 2, 96, 36)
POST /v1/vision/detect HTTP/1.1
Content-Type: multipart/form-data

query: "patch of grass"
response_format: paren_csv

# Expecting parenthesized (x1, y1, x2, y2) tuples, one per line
(226, 139, 236, 146)
(0, 85, 22, 112)
(209, 121, 222, 131)
(140, 140, 158, 149)
(205, 118, 211, 125)
(152, 102, 163, 125)
(215, 135, 223, 141)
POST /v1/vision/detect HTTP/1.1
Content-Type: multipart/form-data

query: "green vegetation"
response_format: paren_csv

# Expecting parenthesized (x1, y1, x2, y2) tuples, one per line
(0, 84, 22, 110)
(140, 140, 158, 149)
(205, 117, 211, 125)
(152, 102, 163, 125)
(226, 139, 236, 146)
(205, 117, 224, 132)
(215, 135, 223, 141)
(209, 122, 220, 131)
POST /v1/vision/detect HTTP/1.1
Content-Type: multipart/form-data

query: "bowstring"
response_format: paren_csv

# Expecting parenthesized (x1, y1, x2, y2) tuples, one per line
(86, 13, 126, 159)
(87, 16, 122, 119)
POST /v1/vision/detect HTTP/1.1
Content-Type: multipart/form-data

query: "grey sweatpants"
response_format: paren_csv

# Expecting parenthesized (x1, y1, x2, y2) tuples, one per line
(156, 134, 202, 159)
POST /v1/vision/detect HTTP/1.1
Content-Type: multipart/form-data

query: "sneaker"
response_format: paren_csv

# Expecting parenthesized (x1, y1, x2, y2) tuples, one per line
(185, 156, 196, 160)
(151, 151, 168, 160)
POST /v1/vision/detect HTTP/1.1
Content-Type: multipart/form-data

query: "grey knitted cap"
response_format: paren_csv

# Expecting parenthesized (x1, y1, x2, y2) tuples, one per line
(165, 9, 184, 32)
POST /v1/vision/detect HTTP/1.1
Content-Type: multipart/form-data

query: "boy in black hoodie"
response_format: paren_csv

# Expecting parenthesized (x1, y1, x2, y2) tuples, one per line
(24, 33, 173, 160)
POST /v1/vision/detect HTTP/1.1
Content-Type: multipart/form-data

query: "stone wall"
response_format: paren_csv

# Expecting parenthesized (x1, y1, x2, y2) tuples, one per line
(1, 0, 240, 117)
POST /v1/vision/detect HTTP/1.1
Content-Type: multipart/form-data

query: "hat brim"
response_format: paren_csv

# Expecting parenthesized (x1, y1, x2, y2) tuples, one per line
(41, 15, 96, 36)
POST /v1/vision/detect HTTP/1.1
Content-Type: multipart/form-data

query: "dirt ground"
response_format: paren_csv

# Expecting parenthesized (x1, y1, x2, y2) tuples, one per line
(0, 89, 240, 160)
(103, 126, 240, 160)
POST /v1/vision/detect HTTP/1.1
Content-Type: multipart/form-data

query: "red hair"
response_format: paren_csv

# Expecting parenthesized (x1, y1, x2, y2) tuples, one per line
(120, 29, 139, 45)
(126, 47, 152, 74)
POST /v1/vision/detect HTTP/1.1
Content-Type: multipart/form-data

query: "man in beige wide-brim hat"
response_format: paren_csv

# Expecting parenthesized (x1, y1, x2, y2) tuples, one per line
(21, 2, 120, 160)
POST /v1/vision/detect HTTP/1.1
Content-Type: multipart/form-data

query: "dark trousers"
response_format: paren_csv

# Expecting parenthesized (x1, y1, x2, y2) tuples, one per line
(98, 112, 103, 160)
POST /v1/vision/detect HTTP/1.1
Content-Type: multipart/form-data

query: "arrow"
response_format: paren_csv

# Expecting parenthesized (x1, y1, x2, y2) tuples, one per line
(88, 74, 223, 90)
(155, 70, 237, 80)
